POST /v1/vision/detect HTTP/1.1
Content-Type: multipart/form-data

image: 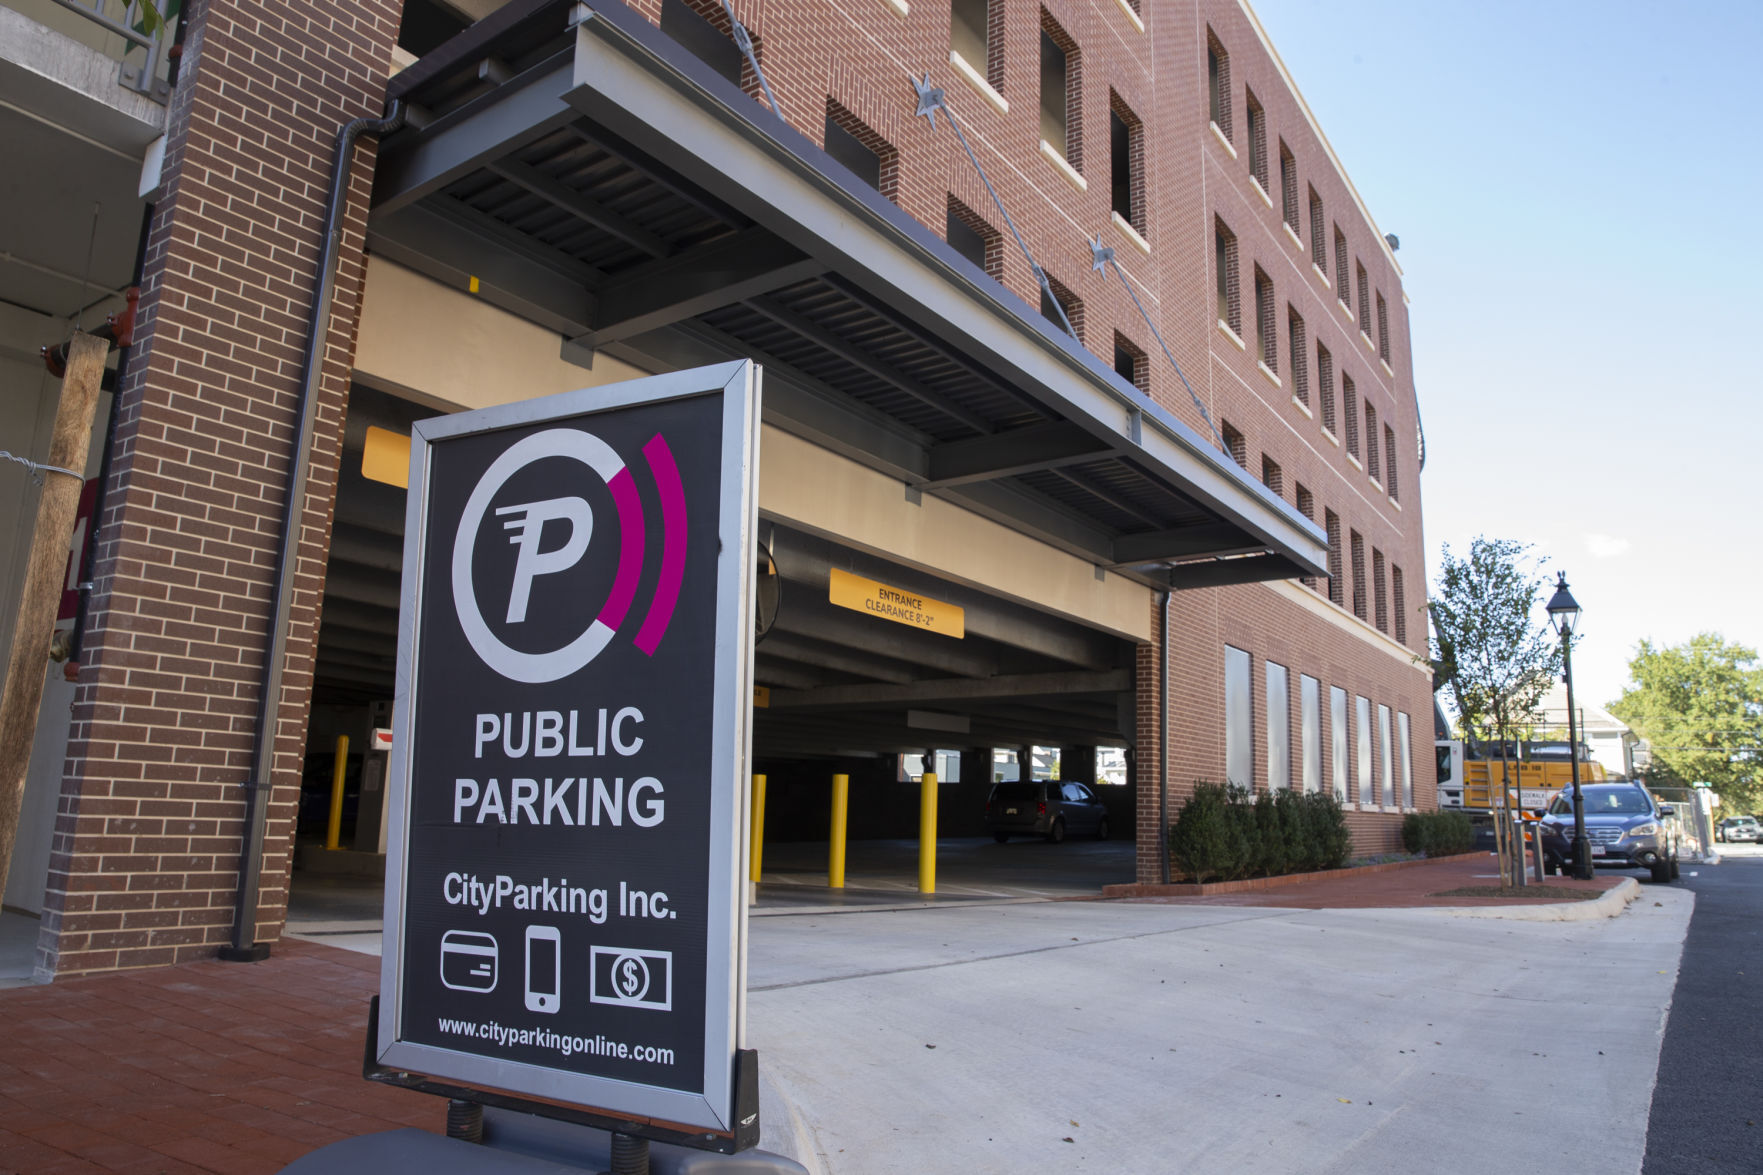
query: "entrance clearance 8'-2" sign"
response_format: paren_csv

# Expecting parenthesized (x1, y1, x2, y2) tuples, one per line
(376, 363, 760, 1135)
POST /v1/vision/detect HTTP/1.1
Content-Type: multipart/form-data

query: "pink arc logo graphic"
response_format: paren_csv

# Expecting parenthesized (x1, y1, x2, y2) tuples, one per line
(451, 428, 687, 683)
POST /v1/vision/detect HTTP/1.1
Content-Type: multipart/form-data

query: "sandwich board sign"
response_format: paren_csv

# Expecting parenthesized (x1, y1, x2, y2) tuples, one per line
(376, 362, 759, 1138)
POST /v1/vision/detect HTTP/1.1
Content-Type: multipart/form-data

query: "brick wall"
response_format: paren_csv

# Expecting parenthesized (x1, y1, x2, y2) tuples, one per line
(39, 0, 401, 977)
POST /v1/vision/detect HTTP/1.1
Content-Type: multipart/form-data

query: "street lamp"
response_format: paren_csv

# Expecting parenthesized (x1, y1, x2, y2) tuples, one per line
(1545, 573, 1591, 880)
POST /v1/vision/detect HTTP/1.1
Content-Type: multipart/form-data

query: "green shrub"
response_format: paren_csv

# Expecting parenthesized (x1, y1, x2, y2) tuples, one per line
(1276, 789, 1316, 872)
(1167, 782, 1246, 883)
(1168, 784, 1353, 881)
(1401, 810, 1474, 857)
(1305, 793, 1353, 869)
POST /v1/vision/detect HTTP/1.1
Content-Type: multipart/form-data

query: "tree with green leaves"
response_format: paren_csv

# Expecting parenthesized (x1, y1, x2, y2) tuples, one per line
(1428, 537, 1562, 756)
(1429, 538, 1563, 885)
(1609, 634, 1762, 811)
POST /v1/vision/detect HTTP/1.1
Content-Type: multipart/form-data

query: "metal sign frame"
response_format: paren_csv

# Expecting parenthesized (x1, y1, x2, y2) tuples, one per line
(375, 361, 760, 1136)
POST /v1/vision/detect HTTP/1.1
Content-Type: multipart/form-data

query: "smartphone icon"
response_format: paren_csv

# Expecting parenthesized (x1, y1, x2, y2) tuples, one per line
(524, 925, 561, 1014)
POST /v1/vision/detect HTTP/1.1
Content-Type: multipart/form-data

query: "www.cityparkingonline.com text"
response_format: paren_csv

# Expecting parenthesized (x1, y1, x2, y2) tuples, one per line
(436, 1017, 674, 1065)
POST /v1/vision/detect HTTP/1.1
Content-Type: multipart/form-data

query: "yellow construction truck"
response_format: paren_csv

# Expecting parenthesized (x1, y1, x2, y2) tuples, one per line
(1436, 738, 1607, 856)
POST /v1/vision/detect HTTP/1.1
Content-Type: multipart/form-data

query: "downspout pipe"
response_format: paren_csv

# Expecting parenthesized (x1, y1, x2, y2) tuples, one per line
(222, 100, 405, 961)
(1158, 588, 1171, 885)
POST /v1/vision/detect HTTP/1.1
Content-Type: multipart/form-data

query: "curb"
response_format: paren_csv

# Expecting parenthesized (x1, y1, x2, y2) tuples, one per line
(1441, 876, 1641, 922)
(1101, 851, 1488, 899)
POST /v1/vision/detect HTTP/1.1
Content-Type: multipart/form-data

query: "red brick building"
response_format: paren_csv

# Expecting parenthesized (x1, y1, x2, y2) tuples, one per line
(1, 0, 1430, 979)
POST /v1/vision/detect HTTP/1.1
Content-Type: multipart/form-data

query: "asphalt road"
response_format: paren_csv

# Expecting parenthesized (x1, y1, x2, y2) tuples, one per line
(1644, 847, 1763, 1173)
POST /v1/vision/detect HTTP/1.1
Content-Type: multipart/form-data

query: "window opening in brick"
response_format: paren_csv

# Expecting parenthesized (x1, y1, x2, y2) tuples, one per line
(1288, 306, 1308, 405)
(1296, 484, 1316, 589)
(1334, 225, 1349, 299)
(1207, 29, 1231, 139)
(1040, 270, 1085, 341)
(946, 196, 1000, 277)
(1392, 564, 1407, 644)
(1376, 291, 1390, 363)
(1342, 373, 1359, 459)
(1222, 421, 1247, 469)
(1364, 402, 1380, 481)
(1261, 454, 1283, 498)
(824, 102, 897, 200)
(1325, 509, 1343, 606)
(951, 0, 1002, 89)
(1266, 660, 1290, 791)
(1110, 94, 1145, 233)
(1373, 547, 1388, 632)
(1040, 14, 1081, 169)
(1254, 266, 1276, 371)
(1350, 529, 1367, 620)
(1356, 260, 1371, 332)
(1225, 645, 1252, 790)
(1280, 141, 1299, 233)
(1384, 422, 1399, 500)
(1317, 342, 1335, 434)
(1113, 331, 1148, 392)
(1215, 217, 1240, 334)
(1246, 88, 1267, 189)
(661, 0, 745, 88)
(1309, 186, 1325, 270)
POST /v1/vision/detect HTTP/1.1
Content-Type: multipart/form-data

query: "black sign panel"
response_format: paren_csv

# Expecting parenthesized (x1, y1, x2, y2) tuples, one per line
(378, 364, 757, 1132)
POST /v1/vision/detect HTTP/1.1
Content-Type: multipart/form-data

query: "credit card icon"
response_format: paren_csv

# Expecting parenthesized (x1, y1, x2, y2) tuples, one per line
(440, 930, 498, 992)
(589, 946, 671, 1011)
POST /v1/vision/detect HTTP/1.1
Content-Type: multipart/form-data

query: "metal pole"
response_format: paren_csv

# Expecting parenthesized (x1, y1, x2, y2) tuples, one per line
(918, 767, 938, 894)
(1564, 633, 1592, 880)
(748, 774, 766, 884)
(829, 773, 848, 888)
(324, 735, 349, 850)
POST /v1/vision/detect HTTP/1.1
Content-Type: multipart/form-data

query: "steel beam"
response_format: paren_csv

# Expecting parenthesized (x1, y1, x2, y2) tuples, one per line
(486, 157, 669, 258)
(1111, 521, 1270, 566)
(743, 295, 997, 438)
(923, 422, 1116, 489)
(766, 669, 1133, 710)
(374, 53, 579, 216)
(568, 230, 824, 349)
(1164, 554, 1311, 591)
(367, 201, 595, 336)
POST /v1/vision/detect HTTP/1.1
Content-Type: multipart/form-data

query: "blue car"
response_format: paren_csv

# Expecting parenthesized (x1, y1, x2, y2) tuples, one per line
(1539, 783, 1680, 883)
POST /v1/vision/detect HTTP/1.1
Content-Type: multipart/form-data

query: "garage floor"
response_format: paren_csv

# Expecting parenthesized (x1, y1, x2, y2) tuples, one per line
(755, 835, 1135, 901)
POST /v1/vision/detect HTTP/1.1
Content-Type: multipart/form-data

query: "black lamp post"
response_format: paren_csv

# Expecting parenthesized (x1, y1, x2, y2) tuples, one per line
(1545, 573, 1592, 880)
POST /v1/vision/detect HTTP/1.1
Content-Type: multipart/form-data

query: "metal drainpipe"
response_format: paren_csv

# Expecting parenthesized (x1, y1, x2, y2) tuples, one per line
(222, 100, 405, 961)
(1158, 588, 1171, 884)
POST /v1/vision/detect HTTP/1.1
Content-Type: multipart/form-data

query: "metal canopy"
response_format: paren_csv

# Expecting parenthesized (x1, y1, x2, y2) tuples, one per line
(370, 0, 1328, 591)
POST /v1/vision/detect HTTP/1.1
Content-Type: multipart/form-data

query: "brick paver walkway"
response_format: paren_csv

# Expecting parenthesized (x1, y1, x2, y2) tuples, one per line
(0, 854, 1635, 1173)
(1118, 853, 1627, 908)
(0, 939, 434, 1174)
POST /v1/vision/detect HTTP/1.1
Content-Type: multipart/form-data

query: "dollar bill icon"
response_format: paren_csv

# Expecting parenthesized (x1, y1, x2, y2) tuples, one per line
(589, 946, 672, 1011)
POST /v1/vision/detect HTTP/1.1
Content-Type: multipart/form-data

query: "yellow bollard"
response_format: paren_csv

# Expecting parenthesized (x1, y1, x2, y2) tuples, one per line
(918, 770, 937, 894)
(829, 773, 849, 888)
(749, 774, 767, 884)
(325, 735, 350, 851)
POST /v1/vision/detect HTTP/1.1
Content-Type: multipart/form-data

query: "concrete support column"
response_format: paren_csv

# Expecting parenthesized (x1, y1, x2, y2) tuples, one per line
(35, 0, 401, 978)
(1063, 746, 1097, 785)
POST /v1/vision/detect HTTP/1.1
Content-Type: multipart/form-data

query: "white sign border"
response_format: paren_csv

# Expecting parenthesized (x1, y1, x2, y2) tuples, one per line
(375, 360, 760, 1134)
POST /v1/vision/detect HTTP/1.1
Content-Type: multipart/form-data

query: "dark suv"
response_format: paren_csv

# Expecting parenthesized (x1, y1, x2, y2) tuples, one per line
(1540, 783, 1679, 883)
(985, 780, 1109, 844)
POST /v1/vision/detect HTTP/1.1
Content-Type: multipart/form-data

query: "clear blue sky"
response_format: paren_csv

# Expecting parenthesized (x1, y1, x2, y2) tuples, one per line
(1250, 0, 1763, 712)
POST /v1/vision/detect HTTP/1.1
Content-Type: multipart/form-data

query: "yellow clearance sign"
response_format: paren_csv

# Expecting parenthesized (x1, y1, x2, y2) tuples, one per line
(828, 568, 964, 638)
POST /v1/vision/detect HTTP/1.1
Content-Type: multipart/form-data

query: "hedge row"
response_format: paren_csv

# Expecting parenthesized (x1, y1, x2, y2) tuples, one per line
(1400, 809, 1475, 857)
(1166, 783, 1353, 884)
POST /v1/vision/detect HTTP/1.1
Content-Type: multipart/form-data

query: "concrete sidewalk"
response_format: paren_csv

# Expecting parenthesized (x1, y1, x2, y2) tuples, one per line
(0, 857, 1691, 1173)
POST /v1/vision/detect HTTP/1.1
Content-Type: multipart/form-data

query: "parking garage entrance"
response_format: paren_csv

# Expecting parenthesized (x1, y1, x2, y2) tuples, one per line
(293, 388, 1143, 907)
